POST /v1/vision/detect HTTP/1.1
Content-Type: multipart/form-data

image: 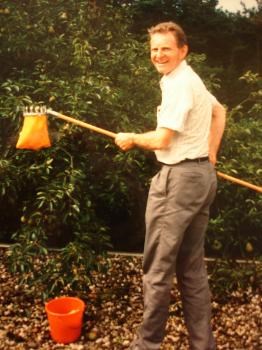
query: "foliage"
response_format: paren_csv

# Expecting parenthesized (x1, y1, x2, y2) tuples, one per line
(208, 258, 262, 300)
(0, 0, 261, 297)
(7, 229, 110, 299)
(207, 71, 262, 259)
(0, 0, 156, 296)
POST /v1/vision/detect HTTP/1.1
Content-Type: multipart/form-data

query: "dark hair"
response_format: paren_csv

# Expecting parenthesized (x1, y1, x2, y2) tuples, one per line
(148, 21, 188, 48)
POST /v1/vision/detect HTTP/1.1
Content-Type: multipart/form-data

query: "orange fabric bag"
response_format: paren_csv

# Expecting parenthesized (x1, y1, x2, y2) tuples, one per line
(16, 114, 51, 150)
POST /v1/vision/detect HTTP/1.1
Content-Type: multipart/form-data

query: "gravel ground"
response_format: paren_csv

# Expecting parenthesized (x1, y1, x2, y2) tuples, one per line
(0, 248, 261, 350)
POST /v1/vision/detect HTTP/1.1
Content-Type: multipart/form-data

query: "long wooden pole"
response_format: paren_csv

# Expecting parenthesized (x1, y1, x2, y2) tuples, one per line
(47, 109, 116, 139)
(216, 171, 262, 193)
(47, 109, 262, 194)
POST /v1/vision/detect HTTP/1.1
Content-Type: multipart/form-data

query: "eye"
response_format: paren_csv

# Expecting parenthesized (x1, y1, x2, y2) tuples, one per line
(162, 47, 171, 52)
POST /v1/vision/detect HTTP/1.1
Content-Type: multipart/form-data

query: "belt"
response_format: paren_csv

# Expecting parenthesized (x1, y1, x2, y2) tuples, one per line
(160, 156, 209, 166)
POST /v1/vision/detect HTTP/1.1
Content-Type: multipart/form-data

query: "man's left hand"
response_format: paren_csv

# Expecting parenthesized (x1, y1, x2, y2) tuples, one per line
(115, 133, 135, 151)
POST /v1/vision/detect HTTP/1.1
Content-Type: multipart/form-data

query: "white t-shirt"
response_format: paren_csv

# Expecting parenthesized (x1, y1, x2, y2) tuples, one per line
(155, 60, 218, 164)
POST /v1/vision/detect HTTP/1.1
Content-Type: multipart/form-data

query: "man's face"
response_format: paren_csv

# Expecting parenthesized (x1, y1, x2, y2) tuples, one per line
(150, 32, 188, 75)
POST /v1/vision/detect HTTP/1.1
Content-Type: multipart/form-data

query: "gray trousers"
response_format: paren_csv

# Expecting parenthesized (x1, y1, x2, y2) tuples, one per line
(131, 161, 217, 350)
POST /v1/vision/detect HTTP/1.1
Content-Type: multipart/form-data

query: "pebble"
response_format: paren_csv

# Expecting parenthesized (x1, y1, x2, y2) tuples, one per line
(0, 249, 261, 350)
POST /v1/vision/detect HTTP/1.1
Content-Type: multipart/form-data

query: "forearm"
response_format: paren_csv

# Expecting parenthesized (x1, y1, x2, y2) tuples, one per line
(209, 103, 226, 164)
(115, 128, 174, 151)
(132, 130, 170, 150)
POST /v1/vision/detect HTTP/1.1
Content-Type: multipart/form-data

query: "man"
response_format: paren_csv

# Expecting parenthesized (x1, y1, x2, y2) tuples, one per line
(115, 22, 226, 350)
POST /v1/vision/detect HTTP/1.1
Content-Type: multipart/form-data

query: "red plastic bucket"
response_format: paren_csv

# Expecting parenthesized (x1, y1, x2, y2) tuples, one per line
(45, 296, 85, 344)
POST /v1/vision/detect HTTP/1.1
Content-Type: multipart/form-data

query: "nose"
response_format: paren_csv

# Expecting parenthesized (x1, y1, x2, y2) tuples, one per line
(156, 49, 164, 58)
(152, 49, 164, 60)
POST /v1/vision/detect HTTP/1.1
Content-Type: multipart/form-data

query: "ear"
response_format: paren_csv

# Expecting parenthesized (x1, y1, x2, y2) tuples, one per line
(180, 45, 188, 59)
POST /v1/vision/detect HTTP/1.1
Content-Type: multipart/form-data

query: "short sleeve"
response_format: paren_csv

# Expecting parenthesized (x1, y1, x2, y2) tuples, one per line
(207, 91, 219, 106)
(157, 80, 193, 133)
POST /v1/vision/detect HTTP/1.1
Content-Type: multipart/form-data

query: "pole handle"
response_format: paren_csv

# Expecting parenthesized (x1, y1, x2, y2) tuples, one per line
(217, 171, 262, 193)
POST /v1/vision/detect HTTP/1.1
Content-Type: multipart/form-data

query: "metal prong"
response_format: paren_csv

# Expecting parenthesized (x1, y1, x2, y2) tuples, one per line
(23, 106, 28, 115)
(23, 104, 49, 116)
